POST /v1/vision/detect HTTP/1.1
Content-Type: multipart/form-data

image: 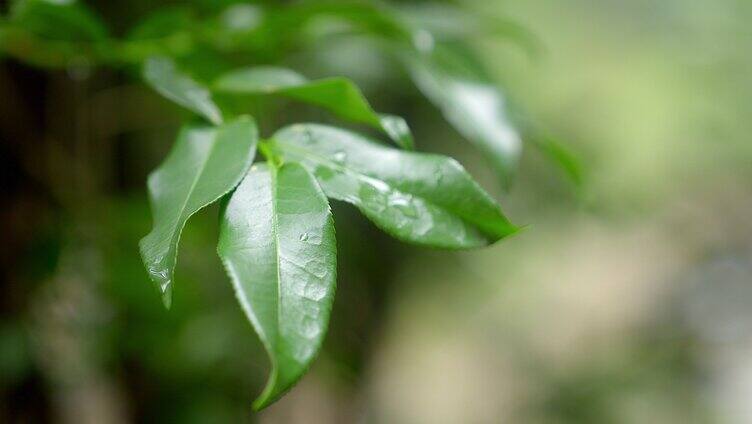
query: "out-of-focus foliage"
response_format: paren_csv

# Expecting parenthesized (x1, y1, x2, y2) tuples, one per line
(143, 57, 225, 125)
(2, 0, 541, 411)
(214, 66, 414, 149)
(0, 0, 580, 187)
(2, 0, 752, 422)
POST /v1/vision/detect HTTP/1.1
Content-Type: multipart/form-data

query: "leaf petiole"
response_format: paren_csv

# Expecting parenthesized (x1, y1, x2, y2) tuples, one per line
(259, 139, 282, 168)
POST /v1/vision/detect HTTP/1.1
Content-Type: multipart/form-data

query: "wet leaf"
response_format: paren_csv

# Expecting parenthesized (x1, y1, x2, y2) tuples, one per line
(218, 162, 336, 410)
(214, 66, 414, 150)
(271, 124, 517, 248)
(143, 56, 223, 125)
(140, 116, 258, 307)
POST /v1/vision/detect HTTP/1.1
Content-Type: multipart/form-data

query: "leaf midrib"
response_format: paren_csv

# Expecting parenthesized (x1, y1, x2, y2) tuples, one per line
(269, 165, 283, 394)
(169, 131, 219, 246)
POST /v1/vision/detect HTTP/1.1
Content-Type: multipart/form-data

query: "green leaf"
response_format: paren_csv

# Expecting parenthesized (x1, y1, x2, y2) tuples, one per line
(127, 7, 194, 40)
(215, 67, 307, 91)
(0, 25, 95, 67)
(214, 66, 414, 150)
(394, 3, 543, 56)
(199, 2, 409, 60)
(218, 162, 336, 410)
(9, 0, 108, 41)
(528, 132, 585, 188)
(266, 2, 410, 41)
(140, 116, 258, 307)
(143, 56, 223, 125)
(271, 124, 517, 248)
(403, 50, 522, 188)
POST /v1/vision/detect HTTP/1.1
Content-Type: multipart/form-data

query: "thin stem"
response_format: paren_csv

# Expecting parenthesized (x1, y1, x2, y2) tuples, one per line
(259, 140, 281, 168)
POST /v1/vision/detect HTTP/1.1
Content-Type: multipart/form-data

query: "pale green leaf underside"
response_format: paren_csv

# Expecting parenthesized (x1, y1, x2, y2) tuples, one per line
(404, 55, 522, 188)
(218, 163, 336, 410)
(214, 66, 414, 150)
(271, 124, 517, 249)
(140, 116, 258, 307)
(143, 56, 223, 125)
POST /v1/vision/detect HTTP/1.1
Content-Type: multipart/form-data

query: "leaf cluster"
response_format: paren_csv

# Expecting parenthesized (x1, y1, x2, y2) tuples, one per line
(0, 0, 581, 409)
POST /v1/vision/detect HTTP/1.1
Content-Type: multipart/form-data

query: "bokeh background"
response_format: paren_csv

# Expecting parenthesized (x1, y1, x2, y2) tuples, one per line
(2, 0, 752, 422)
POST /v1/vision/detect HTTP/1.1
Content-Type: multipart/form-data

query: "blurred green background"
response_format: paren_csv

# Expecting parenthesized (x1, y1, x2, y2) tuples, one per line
(2, 0, 752, 422)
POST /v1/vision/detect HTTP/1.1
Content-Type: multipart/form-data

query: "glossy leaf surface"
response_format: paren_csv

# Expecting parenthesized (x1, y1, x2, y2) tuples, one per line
(143, 56, 223, 125)
(404, 52, 522, 188)
(214, 66, 414, 149)
(271, 124, 517, 248)
(140, 116, 258, 307)
(218, 163, 336, 410)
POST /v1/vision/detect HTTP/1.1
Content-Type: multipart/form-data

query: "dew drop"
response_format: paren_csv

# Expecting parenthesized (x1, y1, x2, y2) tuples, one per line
(159, 279, 171, 294)
(433, 169, 445, 185)
(332, 151, 347, 163)
(294, 344, 315, 362)
(303, 281, 327, 301)
(413, 29, 435, 53)
(301, 317, 322, 339)
(388, 193, 418, 218)
(304, 259, 328, 279)
(359, 177, 391, 213)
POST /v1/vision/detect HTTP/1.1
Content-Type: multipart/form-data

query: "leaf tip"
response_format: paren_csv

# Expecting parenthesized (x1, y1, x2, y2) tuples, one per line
(251, 397, 270, 412)
(508, 223, 531, 238)
(379, 114, 415, 150)
(140, 245, 174, 309)
(147, 265, 173, 309)
(251, 369, 282, 411)
(160, 287, 172, 309)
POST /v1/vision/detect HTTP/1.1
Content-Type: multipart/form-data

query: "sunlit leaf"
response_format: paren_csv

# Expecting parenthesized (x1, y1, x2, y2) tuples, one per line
(218, 162, 336, 410)
(140, 116, 258, 307)
(143, 56, 223, 125)
(271, 124, 517, 248)
(215, 66, 414, 149)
